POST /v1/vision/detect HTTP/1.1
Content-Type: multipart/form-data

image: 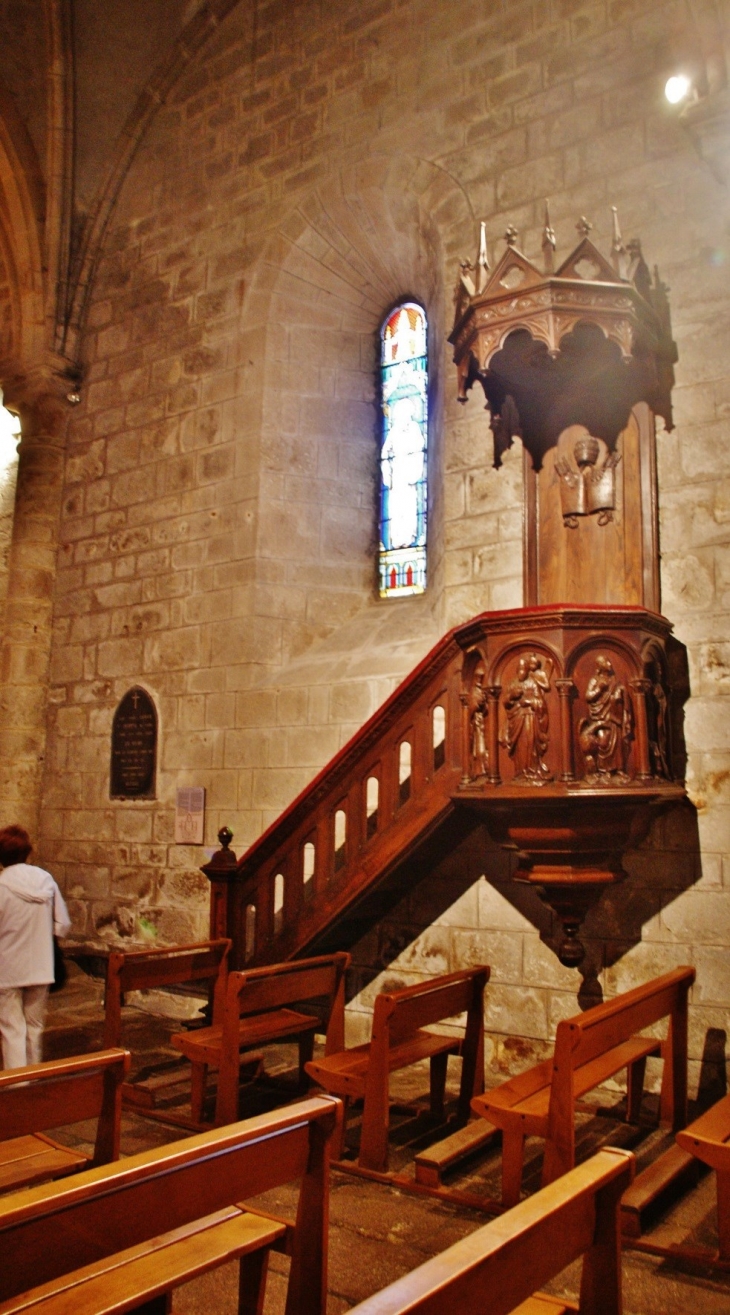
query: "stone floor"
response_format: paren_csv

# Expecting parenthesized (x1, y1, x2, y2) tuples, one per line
(32, 966, 730, 1313)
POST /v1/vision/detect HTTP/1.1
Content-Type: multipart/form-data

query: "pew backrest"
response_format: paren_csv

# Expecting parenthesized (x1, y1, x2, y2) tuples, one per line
(368, 966, 487, 1104)
(103, 938, 231, 1048)
(0, 1049, 130, 1168)
(0, 1093, 340, 1315)
(548, 965, 694, 1140)
(372, 966, 488, 1046)
(220, 951, 350, 1060)
(346, 1147, 634, 1315)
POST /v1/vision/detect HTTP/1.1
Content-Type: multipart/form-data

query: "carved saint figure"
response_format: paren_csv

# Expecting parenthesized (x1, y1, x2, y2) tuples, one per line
(501, 653, 553, 783)
(578, 656, 633, 781)
(649, 676, 669, 778)
(469, 669, 489, 778)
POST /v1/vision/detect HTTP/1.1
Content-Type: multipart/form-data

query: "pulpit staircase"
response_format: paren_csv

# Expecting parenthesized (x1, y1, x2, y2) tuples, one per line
(205, 603, 684, 972)
(206, 619, 480, 971)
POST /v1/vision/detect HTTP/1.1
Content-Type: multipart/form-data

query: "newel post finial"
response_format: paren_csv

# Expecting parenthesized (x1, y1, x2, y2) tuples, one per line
(201, 827, 239, 941)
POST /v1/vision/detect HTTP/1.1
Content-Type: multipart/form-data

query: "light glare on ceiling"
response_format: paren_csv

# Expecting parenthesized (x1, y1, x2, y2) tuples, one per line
(665, 74, 691, 104)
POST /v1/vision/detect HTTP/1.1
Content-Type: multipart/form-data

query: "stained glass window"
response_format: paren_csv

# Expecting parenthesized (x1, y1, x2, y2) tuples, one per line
(379, 302, 428, 598)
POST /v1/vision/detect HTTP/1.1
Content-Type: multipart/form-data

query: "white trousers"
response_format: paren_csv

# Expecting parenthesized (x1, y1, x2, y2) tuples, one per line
(0, 985, 49, 1068)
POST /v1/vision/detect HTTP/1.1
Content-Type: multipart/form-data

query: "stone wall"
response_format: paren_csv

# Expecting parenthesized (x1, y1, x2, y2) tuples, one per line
(35, 0, 730, 1088)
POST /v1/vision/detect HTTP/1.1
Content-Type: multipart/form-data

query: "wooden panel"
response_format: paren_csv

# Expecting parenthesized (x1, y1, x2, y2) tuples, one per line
(387, 973, 481, 1044)
(0, 1051, 129, 1144)
(535, 413, 647, 608)
(231, 961, 342, 1017)
(566, 968, 693, 1070)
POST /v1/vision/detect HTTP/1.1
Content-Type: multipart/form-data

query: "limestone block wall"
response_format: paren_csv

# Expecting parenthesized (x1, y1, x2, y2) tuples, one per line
(31, 0, 730, 1087)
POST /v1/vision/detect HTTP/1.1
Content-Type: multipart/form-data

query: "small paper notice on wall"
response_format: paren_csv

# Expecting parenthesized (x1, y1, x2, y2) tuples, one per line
(175, 786, 205, 844)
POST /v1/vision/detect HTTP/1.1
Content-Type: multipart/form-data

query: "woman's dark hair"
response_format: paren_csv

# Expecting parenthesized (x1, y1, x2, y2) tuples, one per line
(0, 824, 32, 866)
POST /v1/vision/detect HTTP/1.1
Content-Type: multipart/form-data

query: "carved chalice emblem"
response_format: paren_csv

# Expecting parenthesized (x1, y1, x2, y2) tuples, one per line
(555, 435, 620, 529)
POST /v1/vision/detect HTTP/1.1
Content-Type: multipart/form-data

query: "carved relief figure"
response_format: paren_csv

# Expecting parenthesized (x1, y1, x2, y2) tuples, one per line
(578, 656, 633, 781)
(555, 435, 620, 528)
(501, 653, 553, 783)
(648, 672, 669, 778)
(469, 668, 489, 778)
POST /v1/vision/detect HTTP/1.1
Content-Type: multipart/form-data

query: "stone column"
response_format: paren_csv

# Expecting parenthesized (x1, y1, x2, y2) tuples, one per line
(0, 386, 68, 834)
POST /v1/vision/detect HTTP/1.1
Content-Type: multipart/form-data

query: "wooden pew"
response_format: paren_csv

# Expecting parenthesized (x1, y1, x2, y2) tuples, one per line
(172, 951, 350, 1125)
(472, 965, 694, 1207)
(103, 938, 231, 1116)
(0, 1049, 130, 1194)
(347, 1146, 634, 1315)
(0, 1093, 340, 1315)
(306, 965, 489, 1172)
(677, 1092, 730, 1259)
(104, 938, 231, 1048)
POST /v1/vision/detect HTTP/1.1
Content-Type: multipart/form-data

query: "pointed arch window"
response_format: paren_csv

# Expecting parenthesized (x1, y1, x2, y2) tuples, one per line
(379, 302, 428, 598)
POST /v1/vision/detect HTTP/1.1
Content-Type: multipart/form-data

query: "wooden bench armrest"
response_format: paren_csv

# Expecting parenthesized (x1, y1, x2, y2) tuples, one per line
(0, 1206, 285, 1315)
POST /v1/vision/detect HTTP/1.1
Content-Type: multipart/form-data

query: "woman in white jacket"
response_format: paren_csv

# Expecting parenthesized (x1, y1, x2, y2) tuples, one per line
(0, 825, 71, 1068)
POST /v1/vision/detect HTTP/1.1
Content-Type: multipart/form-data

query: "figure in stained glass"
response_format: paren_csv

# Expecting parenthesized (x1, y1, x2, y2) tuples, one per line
(379, 302, 428, 598)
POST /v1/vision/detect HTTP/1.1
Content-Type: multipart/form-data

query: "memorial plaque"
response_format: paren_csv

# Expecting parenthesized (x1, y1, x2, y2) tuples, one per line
(110, 687, 157, 798)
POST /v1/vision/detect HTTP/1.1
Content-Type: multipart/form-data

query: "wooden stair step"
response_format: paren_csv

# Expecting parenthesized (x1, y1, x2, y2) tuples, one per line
(621, 1142, 698, 1237)
(415, 1119, 498, 1187)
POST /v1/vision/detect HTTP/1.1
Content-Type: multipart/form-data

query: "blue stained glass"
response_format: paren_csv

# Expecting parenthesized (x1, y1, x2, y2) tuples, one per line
(379, 303, 428, 598)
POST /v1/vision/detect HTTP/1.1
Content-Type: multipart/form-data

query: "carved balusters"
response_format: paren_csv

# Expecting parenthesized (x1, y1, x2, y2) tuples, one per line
(398, 740, 412, 805)
(334, 808, 347, 873)
(273, 873, 285, 936)
(302, 839, 316, 899)
(432, 704, 446, 771)
(244, 903, 256, 963)
(365, 774, 379, 838)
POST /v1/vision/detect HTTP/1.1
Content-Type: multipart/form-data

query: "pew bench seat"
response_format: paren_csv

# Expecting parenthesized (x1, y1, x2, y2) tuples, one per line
(172, 1006, 320, 1069)
(306, 1029, 461, 1100)
(481, 1033, 662, 1134)
(0, 1133, 88, 1195)
(0, 1205, 286, 1315)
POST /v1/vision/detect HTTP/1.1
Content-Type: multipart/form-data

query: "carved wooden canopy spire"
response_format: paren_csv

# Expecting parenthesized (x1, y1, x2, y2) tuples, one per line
(449, 212, 677, 471)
